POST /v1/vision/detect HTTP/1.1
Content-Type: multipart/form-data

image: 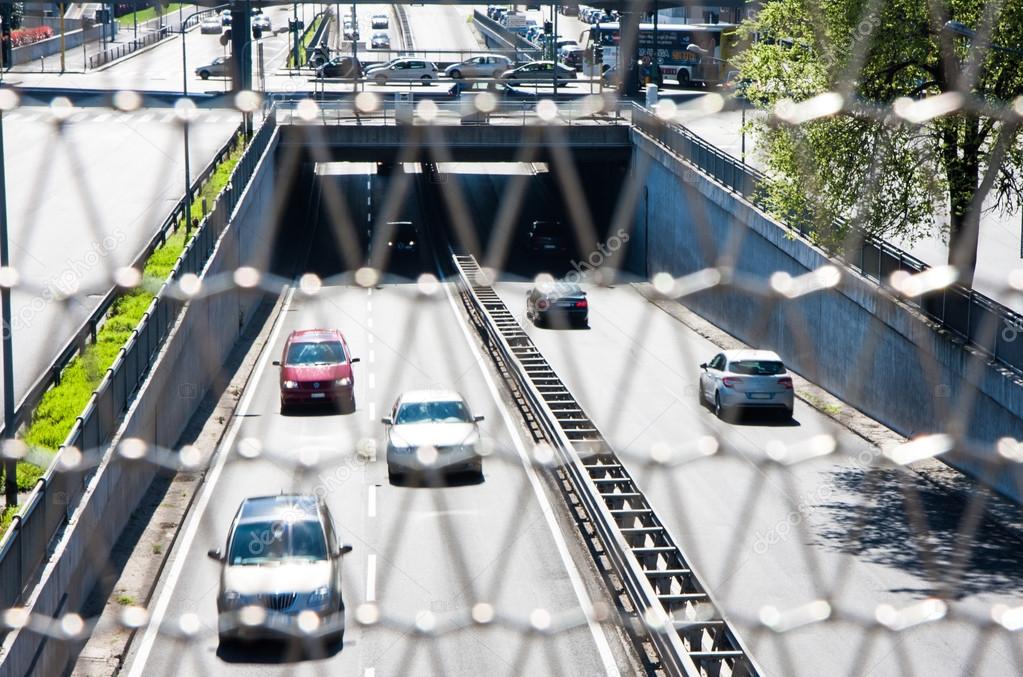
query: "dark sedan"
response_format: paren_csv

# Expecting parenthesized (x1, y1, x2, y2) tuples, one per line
(526, 283, 588, 328)
(316, 56, 362, 79)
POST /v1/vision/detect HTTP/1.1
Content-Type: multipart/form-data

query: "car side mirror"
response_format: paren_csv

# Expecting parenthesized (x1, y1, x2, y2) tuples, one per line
(474, 415, 485, 423)
(272, 360, 281, 367)
(351, 357, 361, 363)
(207, 548, 224, 561)
(381, 417, 393, 425)
(699, 363, 708, 369)
(336, 544, 353, 557)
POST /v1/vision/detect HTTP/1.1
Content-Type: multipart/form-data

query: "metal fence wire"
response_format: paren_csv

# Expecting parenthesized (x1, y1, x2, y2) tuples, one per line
(0, 3, 1019, 677)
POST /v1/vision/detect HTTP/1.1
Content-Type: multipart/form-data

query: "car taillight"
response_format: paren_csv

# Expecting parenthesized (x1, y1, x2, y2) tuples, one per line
(778, 377, 793, 389)
(722, 377, 742, 388)
(575, 299, 588, 308)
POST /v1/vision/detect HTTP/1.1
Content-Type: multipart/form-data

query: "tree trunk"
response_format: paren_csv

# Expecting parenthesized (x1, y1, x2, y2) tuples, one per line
(945, 128, 981, 289)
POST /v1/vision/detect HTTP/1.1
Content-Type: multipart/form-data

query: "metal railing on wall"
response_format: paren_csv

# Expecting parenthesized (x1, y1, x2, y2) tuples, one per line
(630, 103, 1023, 377)
(0, 110, 278, 618)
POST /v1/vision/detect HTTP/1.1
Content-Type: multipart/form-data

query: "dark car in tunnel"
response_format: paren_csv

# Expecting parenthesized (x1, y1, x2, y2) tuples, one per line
(526, 283, 589, 328)
(526, 220, 569, 254)
(274, 329, 359, 413)
(385, 221, 418, 254)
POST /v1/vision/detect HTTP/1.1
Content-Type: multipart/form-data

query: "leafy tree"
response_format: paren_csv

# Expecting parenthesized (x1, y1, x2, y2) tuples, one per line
(737, 0, 1023, 286)
(0, 2, 23, 31)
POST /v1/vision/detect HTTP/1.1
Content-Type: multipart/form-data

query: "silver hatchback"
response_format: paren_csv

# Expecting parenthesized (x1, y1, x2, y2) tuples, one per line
(698, 349, 795, 420)
(208, 494, 352, 645)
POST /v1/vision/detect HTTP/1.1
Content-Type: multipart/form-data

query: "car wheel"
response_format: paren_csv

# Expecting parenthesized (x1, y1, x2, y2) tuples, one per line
(714, 392, 726, 420)
(781, 407, 794, 421)
(450, 69, 462, 79)
(374, 74, 386, 85)
(199, 70, 210, 80)
(697, 384, 706, 407)
(388, 466, 402, 484)
(280, 399, 290, 415)
(677, 69, 691, 87)
(421, 75, 432, 85)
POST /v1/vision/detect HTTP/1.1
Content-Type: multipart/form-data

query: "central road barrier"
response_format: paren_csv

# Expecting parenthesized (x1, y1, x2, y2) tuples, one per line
(449, 247, 759, 677)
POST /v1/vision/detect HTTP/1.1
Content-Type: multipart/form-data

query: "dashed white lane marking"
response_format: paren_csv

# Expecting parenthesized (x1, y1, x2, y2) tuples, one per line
(369, 349, 375, 364)
(369, 373, 376, 390)
(367, 401, 376, 423)
(365, 667, 375, 677)
(367, 213, 372, 222)
(367, 301, 372, 313)
(365, 554, 377, 602)
(367, 317, 373, 329)
(367, 333, 374, 345)
(367, 485, 377, 518)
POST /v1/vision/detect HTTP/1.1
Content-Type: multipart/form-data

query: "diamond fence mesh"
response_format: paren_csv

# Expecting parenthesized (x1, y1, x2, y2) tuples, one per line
(0, 3, 1019, 676)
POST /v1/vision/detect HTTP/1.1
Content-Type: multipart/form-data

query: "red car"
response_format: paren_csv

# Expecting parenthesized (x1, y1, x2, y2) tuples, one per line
(273, 329, 359, 413)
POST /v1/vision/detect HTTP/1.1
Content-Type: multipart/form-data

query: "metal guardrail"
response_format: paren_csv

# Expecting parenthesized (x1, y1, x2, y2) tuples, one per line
(471, 9, 541, 62)
(448, 244, 759, 676)
(630, 103, 1023, 377)
(0, 110, 278, 621)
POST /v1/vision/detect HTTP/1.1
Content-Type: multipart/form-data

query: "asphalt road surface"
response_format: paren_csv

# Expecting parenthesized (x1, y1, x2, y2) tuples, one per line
(120, 162, 633, 677)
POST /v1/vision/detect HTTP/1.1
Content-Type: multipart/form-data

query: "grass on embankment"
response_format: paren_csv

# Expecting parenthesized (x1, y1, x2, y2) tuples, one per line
(287, 14, 324, 68)
(121, 3, 192, 26)
(7, 137, 246, 495)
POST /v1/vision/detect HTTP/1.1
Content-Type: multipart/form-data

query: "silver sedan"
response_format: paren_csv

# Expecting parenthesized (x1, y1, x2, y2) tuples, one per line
(445, 54, 513, 79)
(382, 389, 485, 482)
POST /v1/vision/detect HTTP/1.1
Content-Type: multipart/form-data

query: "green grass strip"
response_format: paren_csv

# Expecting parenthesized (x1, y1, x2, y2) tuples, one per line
(10, 135, 246, 494)
(121, 3, 192, 26)
(287, 14, 324, 68)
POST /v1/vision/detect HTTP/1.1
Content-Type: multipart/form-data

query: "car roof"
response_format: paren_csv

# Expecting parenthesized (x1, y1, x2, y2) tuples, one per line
(397, 389, 465, 405)
(721, 349, 783, 362)
(237, 494, 321, 524)
(289, 328, 344, 343)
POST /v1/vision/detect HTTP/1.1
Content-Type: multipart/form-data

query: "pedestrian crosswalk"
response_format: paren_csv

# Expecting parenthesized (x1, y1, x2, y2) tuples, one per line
(2, 109, 242, 125)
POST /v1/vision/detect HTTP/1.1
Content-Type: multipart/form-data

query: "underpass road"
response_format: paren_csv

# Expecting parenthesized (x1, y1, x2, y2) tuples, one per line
(439, 165, 1023, 677)
(122, 167, 630, 677)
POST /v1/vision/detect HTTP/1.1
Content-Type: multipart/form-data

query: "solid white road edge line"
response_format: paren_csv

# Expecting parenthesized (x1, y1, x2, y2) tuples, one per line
(125, 286, 297, 677)
(440, 279, 622, 677)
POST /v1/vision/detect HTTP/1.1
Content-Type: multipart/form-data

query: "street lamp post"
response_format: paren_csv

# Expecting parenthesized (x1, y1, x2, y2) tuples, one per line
(687, 43, 745, 164)
(181, 5, 228, 235)
(0, 106, 15, 508)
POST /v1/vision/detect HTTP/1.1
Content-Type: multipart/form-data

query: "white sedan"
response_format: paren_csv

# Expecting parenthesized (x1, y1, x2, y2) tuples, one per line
(366, 58, 439, 85)
(444, 54, 513, 79)
(698, 349, 794, 420)
(382, 390, 485, 482)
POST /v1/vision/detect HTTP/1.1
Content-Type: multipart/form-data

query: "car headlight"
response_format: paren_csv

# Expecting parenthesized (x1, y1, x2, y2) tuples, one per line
(283, 380, 298, 389)
(334, 378, 352, 387)
(223, 590, 241, 607)
(307, 586, 331, 607)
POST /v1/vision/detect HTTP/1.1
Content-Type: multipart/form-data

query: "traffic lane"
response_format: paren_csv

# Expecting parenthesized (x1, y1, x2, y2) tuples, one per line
(3, 106, 239, 405)
(134, 284, 614, 676)
(494, 281, 1020, 677)
(133, 171, 619, 676)
(405, 4, 481, 51)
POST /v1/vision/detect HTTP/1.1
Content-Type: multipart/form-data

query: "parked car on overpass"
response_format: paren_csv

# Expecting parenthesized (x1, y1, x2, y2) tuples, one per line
(444, 54, 513, 79)
(500, 60, 578, 82)
(366, 58, 439, 85)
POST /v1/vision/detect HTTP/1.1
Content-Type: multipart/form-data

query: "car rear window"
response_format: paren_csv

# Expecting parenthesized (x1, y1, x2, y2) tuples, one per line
(532, 222, 561, 236)
(286, 340, 346, 365)
(728, 360, 785, 375)
(396, 400, 471, 424)
(229, 520, 328, 565)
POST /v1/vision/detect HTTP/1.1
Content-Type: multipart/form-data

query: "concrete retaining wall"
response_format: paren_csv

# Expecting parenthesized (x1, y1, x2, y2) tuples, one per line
(629, 128, 1023, 499)
(0, 130, 280, 677)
